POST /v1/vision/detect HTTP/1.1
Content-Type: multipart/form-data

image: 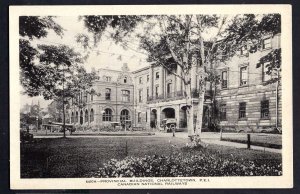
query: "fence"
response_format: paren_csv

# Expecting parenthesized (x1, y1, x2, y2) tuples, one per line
(219, 129, 282, 149)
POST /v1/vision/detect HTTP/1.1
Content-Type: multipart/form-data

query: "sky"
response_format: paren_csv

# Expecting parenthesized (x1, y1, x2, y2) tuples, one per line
(21, 16, 150, 109)
(20, 15, 228, 109)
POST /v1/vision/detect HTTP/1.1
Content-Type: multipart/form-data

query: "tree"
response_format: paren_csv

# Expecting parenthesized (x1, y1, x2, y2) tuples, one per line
(79, 14, 281, 138)
(19, 16, 100, 137)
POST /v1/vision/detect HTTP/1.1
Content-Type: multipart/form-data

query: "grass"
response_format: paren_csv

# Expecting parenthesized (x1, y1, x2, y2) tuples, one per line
(220, 133, 282, 149)
(21, 137, 282, 178)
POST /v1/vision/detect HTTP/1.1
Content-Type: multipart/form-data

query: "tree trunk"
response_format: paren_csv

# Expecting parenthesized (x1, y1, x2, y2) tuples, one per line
(195, 32, 207, 137)
(195, 89, 205, 136)
(185, 83, 194, 137)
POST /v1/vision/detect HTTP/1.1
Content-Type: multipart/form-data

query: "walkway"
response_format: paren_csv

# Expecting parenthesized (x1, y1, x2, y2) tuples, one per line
(33, 131, 281, 154)
(155, 131, 282, 154)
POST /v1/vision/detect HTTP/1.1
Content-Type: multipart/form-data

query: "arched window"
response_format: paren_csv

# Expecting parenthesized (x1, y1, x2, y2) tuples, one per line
(124, 77, 127, 83)
(80, 110, 83, 125)
(75, 111, 78, 123)
(120, 109, 130, 122)
(105, 88, 111, 100)
(85, 109, 89, 123)
(71, 112, 74, 123)
(90, 109, 94, 122)
(84, 91, 88, 103)
(103, 108, 112, 121)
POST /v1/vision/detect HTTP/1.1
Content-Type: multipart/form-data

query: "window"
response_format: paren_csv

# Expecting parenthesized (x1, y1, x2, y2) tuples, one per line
(138, 112, 142, 123)
(239, 102, 246, 119)
(240, 45, 248, 55)
(105, 76, 111, 82)
(262, 62, 272, 82)
(139, 77, 143, 84)
(85, 109, 89, 123)
(167, 83, 172, 97)
(147, 75, 149, 82)
(105, 88, 111, 100)
(261, 100, 269, 119)
(221, 71, 228, 89)
(124, 77, 127, 83)
(80, 110, 83, 125)
(84, 92, 88, 103)
(146, 87, 149, 98)
(220, 104, 227, 121)
(102, 108, 112, 121)
(156, 72, 159, 79)
(90, 109, 94, 122)
(139, 89, 143, 103)
(146, 111, 147, 122)
(75, 111, 78, 123)
(122, 90, 130, 102)
(91, 94, 93, 101)
(240, 66, 248, 86)
(71, 112, 74, 123)
(120, 109, 130, 121)
(262, 38, 271, 49)
(155, 85, 159, 98)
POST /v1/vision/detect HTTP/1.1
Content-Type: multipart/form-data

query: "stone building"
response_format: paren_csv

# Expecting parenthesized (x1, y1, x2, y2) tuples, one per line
(132, 33, 282, 132)
(214, 33, 282, 132)
(67, 64, 134, 128)
(67, 34, 282, 133)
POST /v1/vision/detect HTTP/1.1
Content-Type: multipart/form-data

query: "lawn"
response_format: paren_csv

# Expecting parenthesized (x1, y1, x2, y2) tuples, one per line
(21, 137, 282, 178)
(220, 133, 282, 149)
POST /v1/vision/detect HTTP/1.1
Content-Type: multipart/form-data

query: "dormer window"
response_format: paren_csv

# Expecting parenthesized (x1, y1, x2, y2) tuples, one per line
(262, 37, 272, 49)
(105, 76, 111, 82)
(240, 45, 248, 56)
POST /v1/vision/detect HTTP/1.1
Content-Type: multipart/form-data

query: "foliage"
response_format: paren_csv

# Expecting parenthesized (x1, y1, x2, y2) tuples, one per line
(19, 16, 64, 39)
(256, 48, 281, 84)
(88, 150, 282, 177)
(185, 136, 207, 149)
(219, 14, 281, 61)
(19, 16, 85, 99)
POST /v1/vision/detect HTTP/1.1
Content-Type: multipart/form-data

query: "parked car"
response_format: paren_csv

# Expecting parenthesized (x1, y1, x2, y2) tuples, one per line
(161, 118, 177, 132)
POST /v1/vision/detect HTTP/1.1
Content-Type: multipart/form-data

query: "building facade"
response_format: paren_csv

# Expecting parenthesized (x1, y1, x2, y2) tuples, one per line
(132, 33, 282, 132)
(67, 64, 134, 128)
(214, 33, 282, 132)
(67, 34, 282, 132)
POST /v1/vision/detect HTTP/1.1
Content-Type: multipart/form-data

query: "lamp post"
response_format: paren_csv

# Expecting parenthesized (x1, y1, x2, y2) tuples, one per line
(36, 116, 39, 132)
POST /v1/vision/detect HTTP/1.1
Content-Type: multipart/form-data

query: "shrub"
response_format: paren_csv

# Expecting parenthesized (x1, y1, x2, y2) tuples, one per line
(74, 123, 83, 131)
(87, 149, 282, 178)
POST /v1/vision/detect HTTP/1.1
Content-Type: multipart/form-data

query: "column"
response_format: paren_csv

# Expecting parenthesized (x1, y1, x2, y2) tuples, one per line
(147, 108, 151, 129)
(175, 105, 180, 129)
(159, 66, 164, 97)
(149, 65, 153, 98)
(157, 106, 161, 130)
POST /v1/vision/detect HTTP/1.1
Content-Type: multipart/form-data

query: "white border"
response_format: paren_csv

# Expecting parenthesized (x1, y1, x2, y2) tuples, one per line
(9, 5, 293, 189)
